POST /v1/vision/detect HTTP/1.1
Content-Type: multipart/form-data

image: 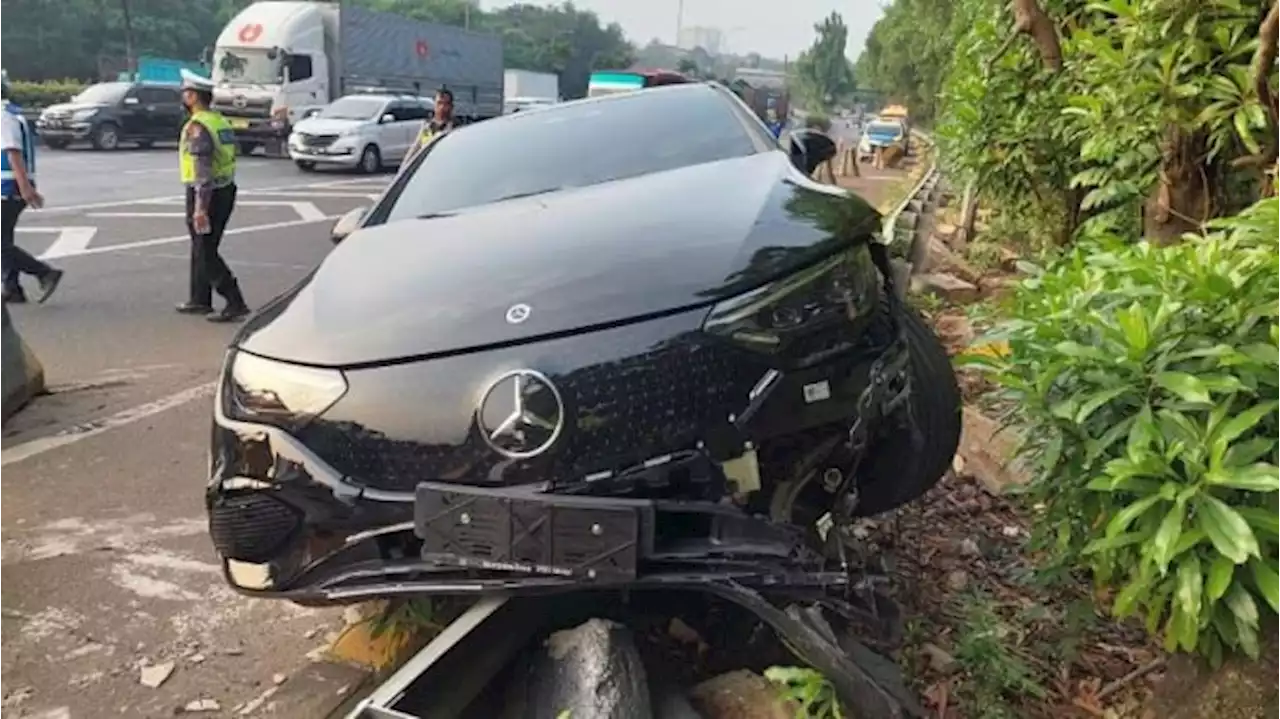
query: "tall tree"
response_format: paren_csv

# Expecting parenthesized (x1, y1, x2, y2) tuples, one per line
(792, 12, 854, 109)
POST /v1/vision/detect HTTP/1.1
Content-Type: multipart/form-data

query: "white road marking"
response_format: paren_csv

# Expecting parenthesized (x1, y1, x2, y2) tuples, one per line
(85, 212, 187, 218)
(247, 190, 382, 200)
(0, 382, 216, 467)
(156, 197, 326, 222)
(39, 213, 338, 260)
(12, 227, 100, 259)
(121, 168, 172, 175)
(33, 176, 389, 214)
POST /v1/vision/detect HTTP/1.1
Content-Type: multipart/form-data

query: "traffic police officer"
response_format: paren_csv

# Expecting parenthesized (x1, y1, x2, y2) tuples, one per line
(406, 87, 457, 160)
(175, 69, 249, 322)
(2, 69, 64, 304)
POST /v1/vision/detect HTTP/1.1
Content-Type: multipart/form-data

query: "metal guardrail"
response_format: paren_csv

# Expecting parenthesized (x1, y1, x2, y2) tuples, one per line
(881, 128, 941, 252)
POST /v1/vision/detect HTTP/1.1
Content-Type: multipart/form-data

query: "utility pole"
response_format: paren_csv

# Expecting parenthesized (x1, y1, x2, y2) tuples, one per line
(675, 0, 684, 46)
(121, 0, 137, 78)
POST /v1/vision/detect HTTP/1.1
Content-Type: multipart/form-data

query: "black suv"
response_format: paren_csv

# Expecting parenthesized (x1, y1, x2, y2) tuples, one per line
(36, 81, 186, 150)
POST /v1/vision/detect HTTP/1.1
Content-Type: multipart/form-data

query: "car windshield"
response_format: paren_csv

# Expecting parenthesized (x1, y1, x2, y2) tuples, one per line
(381, 87, 758, 221)
(213, 48, 280, 86)
(318, 97, 387, 121)
(866, 122, 902, 135)
(72, 83, 130, 105)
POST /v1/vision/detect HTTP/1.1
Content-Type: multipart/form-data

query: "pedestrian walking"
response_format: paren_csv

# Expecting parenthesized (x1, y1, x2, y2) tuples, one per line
(405, 87, 457, 160)
(1, 70, 64, 304)
(174, 69, 249, 323)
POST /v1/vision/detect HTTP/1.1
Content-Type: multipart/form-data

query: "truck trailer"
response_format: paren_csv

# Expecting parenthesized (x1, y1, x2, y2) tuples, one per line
(210, 1, 504, 154)
(503, 68, 559, 113)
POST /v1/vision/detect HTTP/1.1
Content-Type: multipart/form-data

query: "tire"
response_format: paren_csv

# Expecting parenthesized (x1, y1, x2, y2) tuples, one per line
(854, 306, 962, 515)
(294, 160, 317, 172)
(43, 138, 70, 150)
(358, 144, 381, 174)
(136, 139, 154, 149)
(90, 122, 120, 151)
(238, 142, 259, 156)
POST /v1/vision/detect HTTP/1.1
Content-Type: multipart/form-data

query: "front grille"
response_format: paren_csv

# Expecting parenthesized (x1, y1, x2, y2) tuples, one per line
(296, 133, 339, 148)
(209, 493, 300, 562)
(298, 337, 765, 492)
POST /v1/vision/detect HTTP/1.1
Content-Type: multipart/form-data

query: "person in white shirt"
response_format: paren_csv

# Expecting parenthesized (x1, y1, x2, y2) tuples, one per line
(2, 70, 63, 304)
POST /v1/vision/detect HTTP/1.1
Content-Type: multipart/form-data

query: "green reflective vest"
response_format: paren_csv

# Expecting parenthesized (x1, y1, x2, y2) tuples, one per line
(179, 110, 236, 185)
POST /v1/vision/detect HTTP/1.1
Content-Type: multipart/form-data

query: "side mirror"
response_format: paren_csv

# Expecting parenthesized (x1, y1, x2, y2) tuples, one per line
(331, 206, 367, 244)
(123, 97, 140, 105)
(302, 107, 320, 119)
(787, 129, 837, 176)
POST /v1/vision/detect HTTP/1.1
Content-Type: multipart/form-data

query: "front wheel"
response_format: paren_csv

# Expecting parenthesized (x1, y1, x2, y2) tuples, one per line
(90, 123, 120, 151)
(294, 160, 317, 172)
(237, 142, 260, 156)
(358, 145, 381, 174)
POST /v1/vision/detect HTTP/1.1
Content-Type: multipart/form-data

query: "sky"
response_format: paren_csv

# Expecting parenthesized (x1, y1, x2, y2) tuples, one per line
(479, 0, 888, 61)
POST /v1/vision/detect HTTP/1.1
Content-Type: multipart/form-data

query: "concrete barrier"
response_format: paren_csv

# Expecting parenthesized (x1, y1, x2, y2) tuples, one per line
(2, 304, 45, 423)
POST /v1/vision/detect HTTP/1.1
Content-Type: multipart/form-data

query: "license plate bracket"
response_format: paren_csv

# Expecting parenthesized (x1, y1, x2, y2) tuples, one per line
(414, 483, 648, 581)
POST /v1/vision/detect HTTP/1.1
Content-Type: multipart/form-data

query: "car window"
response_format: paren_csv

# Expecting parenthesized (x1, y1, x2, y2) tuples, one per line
(72, 83, 132, 105)
(396, 102, 429, 122)
(287, 54, 313, 82)
(140, 87, 180, 105)
(318, 96, 387, 121)
(379, 87, 758, 221)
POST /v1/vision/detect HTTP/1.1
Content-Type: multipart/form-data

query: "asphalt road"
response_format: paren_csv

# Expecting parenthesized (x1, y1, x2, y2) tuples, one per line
(2, 147, 390, 718)
(0, 143, 915, 718)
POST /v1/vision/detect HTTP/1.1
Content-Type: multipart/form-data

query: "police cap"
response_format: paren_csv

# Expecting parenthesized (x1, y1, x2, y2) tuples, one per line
(179, 69, 215, 93)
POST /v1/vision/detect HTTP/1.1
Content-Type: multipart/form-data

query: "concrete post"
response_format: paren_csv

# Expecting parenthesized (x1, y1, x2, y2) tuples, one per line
(2, 304, 45, 423)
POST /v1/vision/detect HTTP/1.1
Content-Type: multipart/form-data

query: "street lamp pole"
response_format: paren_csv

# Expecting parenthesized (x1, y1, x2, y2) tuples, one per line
(676, 0, 684, 45)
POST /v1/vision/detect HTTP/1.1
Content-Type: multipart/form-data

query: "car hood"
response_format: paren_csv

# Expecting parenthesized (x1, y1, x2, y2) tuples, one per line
(292, 117, 370, 135)
(41, 103, 108, 116)
(235, 151, 882, 367)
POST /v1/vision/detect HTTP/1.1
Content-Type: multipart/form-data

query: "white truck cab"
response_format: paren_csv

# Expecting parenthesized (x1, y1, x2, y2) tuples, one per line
(211, 1, 334, 154)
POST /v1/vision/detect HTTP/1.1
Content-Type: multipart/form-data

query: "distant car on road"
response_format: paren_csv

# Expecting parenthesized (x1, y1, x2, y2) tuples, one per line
(287, 93, 430, 173)
(36, 81, 186, 151)
(205, 83, 960, 605)
(857, 119, 907, 162)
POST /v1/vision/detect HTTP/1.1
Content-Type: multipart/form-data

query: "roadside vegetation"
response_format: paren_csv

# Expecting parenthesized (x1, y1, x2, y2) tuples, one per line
(840, 0, 1280, 716)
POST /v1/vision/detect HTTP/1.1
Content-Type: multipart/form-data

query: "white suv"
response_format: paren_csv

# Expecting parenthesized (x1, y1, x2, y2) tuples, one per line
(288, 94, 430, 173)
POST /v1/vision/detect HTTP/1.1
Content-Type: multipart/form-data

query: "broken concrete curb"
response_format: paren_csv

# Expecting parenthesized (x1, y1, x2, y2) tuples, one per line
(2, 303, 46, 424)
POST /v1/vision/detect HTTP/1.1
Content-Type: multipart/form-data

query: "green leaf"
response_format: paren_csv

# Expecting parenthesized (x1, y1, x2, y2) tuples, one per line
(1106, 495, 1163, 539)
(1249, 559, 1279, 613)
(1113, 573, 1154, 617)
(1206, 556, 1235, 601)
(1206, 463, 1280, 492)
(1154, 372, 1211, 404)
(1222, 437, 1278, 468)
(1150, 504, 1186, 571)
(1115, 302, 1150, 353)
(1236, 506, 1280, 538)
(1224, 584, 1259, 627)
(1076, 386, 1131, 424)
(1215, 402, 1278, 446)
(1084, 531, 1150, 555)
(1054, 341, 1107, 360)
(1196, 494, 1262, 564)
(1127, 405, 1160, 458)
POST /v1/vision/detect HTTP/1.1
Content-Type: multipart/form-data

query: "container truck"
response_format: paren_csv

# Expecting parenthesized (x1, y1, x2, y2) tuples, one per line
(209, 1, 504, 155)
(502, 68, 559, 113)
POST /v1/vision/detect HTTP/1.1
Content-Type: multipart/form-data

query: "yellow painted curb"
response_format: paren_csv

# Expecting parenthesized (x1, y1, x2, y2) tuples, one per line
(327, 620, 423, 672)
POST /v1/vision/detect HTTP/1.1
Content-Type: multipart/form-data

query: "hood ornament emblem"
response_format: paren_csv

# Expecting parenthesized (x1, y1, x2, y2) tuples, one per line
(477, 369, 565, 459)
(506, 303, 531, 324)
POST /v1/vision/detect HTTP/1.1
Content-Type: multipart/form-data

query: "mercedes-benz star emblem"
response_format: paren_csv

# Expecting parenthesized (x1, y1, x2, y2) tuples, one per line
(478, 369, 565, 459)
(232, 95, 248, 109)
(506, 303, 532, 324)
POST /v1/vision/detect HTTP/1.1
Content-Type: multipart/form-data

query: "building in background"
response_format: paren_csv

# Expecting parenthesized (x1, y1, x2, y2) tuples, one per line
(677, 26, 724, 55)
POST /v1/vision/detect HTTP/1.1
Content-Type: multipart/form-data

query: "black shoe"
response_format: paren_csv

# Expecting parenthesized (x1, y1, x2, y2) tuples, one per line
(35, 269, 63, 304)
(176, 302, 214, 315)
(3, 287, 27, 304)
(207, 304, 250, 323)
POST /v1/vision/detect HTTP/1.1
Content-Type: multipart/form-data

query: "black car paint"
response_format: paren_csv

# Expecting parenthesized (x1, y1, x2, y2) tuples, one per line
(208, 84, 898, 601)
(35, 83, 185, 148)
(237, 152, 878, 367)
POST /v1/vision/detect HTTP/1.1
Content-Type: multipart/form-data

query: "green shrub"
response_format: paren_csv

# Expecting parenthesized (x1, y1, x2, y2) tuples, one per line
(963, 197, 1279, 665)
(804, 112, 832, 132)
(7, 79, 88, 108)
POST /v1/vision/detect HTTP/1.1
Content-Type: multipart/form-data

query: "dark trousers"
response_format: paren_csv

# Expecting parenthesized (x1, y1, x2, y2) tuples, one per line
(2, 197, 53, 292)
(185, 184, 242, 307)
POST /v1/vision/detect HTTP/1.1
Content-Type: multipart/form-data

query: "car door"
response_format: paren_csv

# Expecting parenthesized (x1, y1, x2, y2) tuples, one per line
(393, 100, 429, 161)
(374, 100, 403, 160)
(140, 87, 184, 142)
(117, 85, 150, 139)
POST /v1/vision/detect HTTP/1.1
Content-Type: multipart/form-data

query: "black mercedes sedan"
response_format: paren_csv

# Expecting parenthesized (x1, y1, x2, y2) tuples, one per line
(207, 83, 961, 604)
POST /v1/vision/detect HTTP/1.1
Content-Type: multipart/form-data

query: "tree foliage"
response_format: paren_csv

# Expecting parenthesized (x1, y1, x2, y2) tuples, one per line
(854, 0, 956, 122)
(791, 12, 855, 109)
(0, 0, 634, 99)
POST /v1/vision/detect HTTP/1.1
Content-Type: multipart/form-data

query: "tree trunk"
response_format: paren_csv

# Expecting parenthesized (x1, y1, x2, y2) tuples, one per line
(957, 178, 979, 251)
(1143, 127, 1211, 243)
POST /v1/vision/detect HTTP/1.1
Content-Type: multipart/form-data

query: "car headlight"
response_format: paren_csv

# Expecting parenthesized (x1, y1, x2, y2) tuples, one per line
(703, 246, 880, 365)
(223, 351, 347, 430)
(71, 109, 98, 121)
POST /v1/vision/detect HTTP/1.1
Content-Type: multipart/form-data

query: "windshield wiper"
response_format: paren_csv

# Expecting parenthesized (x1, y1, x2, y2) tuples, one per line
(488, 186, 567, 204)
(416, 211, 458, 220)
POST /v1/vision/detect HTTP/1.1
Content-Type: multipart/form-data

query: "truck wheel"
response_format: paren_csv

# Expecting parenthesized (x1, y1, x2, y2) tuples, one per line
(90, 123, 120, 151)
(238, 142, 260, 156)
(358, 145, 381, 174)
(295, 160, 317, 172)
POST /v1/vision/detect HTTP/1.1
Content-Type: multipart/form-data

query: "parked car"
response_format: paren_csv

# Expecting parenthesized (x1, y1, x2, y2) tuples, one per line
(35, 81, 186, 150)
(206, 83, 961, 605)
(287, 93, 429, 173)
(857, 119, 907, 162)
